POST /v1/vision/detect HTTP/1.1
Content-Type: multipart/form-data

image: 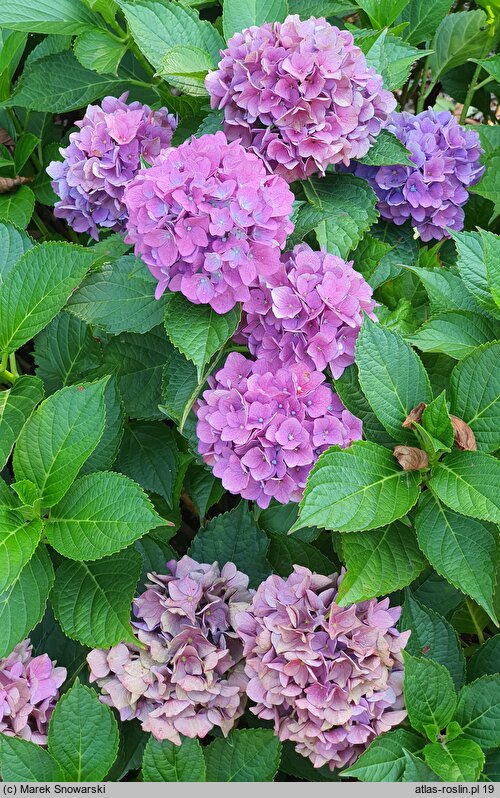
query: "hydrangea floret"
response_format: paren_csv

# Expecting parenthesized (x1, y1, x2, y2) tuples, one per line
(87, 556, 253, 744)
(241, 243, 376, 379)
(0, 639, 66, 745)
(195, 351, 362, 508)
(122, 131, 295, 312)
(347, 109, 484, 241)
(47, 92, 177, 240)
(206, 15, 396, 182)
(236, 567, 409, 770)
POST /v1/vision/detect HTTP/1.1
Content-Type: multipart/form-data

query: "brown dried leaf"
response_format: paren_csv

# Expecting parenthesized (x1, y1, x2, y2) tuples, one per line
(0, 176, 33, 194)
(0, 128, 15, 151)
(402, 402, 427, 429)
(393, 445, 429, 471)
(450, 415, 477, 451)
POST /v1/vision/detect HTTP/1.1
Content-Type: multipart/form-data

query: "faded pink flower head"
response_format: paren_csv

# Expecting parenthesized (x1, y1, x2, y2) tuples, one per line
(195, 351, 362, 508)
(47, 92, 177, 240)
(87, 556, 253, 745)
(206, 15, 396, 182)
(236, 567, 409, 771)
(241, 243, 377, 379)
(0, 640, 66, 745)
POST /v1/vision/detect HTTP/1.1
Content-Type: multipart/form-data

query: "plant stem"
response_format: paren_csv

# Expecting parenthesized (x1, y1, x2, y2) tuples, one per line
(9, 353, 19, 380)
(32, 211, 50, 240)
(459, 62, 484, 125)
(466, 598, 485, 645)
(416, 55, 433, 114)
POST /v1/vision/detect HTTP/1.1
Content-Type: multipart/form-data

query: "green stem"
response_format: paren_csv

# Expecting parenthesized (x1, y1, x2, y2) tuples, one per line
(471, 75, 493, 93)
(9, 353, 19, 380)
(466, 598, 485, 645)
(459, 62, 484, 125)
(32, 211, 50, 239)
(416, 55, 433, 114)
(0, 368, 15, 385)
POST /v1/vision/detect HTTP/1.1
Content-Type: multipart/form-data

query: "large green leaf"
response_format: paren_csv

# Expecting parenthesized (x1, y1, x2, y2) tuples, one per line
(0, 242, 94, 354)
(204, 729, 281, 782)
(142, 737, 206, 782)
(450, 342, 500, 452)
(416, 489, 499, 625)
(355, 0, 410, 28)
(401, 0, 453, 45)
(0, 375, 43, 469)
(407, 311, 500, 360)
(116, 421, 179, 508)
(0, 544, 54, 658)
(33, 312, 101, 395)
(404, 653, 457, 739)
(294, 441, 421, 533)
(452, 230, 500, 320)
(365, 30, 428, 90)
(337, 522, 426, 605)
(223, 0, 288, 39)
(45, 471, 164, 561)
(67, 255, 167, 335)
(0, 509, 42, 594)
(341, 729, 423, 781)
(405, 265, 485, 315)
(334, 364, 395, 447)
(401, 750, 442, 782)
(74, 30, 127, 75)
(356, 318, 432, 442)
(159, 45, 212, 97)
(51, 548, 141, 648)
(454, 675, 500, 750)
(79, 375, 123, 476)
(0, 221, 34, 285)
(467, 636, 500, 682)
(428, 451, 500, 524)
(429, 10, 489, 82)
(0, 736, 62, 782)
(48, 682, 118, 781)
(13, 380, 107, 508)
(164, 293, 240, 378)
(0, 187, 34, 230)
(471, 157, 500, 218)
(423, 740, 484, 782)
(160, 343, 214, 430)
(0, 0, 102, 33)
(358, 129, 412, 167)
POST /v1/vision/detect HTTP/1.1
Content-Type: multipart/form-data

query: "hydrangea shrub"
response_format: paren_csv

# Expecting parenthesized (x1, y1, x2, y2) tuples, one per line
(0, 0, 499, 785)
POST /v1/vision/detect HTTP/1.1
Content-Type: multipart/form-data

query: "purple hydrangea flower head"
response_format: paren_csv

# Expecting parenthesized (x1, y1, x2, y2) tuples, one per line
(347, 109, 484, 241)
(236, 567, 410, 770)
(205, 15, 396, 182)
(122, 131, 295, 312)
(195, 352, 362, 508)
(241, 243, 377, 379)
(87, 556, 253, 744)
(0, 639, 66, 745)
(47, 93, 177, 240)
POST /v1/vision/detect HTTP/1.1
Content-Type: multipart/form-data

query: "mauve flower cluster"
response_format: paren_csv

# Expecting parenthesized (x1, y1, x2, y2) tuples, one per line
(241, 243, 376, 380)
(0, 639, 66, 745)
(205, 15, 396, 182)
(123, 131, 294, 312)
(347, 109, 484, 241)
(87, 556, 253, 744)
(47, 93, 177, 240)
(236, 567, 409, 771)
(196, 352, 362, 508)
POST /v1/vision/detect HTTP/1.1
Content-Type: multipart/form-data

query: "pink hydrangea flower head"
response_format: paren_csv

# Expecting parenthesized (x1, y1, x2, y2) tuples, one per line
(122, 131, 295, 312)
(47, 92, 177, 240)
(87, 556, 253, 744)
(205, 15, 396, 182)
(241, 243, 377, 379)
(195, 352, 362, 508)
(236, 567, 410, 770)
(346, 110, 484, 241)
(0, 639, 66, 745)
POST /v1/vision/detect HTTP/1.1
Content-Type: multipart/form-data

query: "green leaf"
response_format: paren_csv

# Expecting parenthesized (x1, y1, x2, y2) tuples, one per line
(0, 0, 102, 33)
(404, 653, 457, 739)
(134, 530, 176, 588)
(358, 129, 412, 167)
(423, 740, 484, 782)
(13, 380, 107, 508)
(402, 750, 442, 781)
(468, 636, 500, 682)
(401, 0, 453, 45)
(118, 0, 224, 71)
(400, 591, 465, 690)
(0, 375, 43, 470)
(161, 343, 215, 430)
(142, 737, 206, 782)
(487, 236, 500, 310)
(471, 157, 500, 217)
(0, 241, 94, 354)
(450, 342, 500, 453)
(356, 318, 432, 442)
(0, 509, 42, 594)
(189, 502, 271, 589)
(421, 392, 454, 449)
(0, 544, 54, 658)
(365, 30, 428, 90)
(0, 222, 33, 285)
(429, 10, 489, 82)
(0, 186, 34, 229)
(484, 749, 500, 782)
(67, 255, 167, 335)
(204, 729, 281, 782)
(159, 46, 212, 96)
(291, 174, 379, 259)
(116, 421, 179, 508)
(33, 312, 101, 395)
(294, 441, 421, 533)
(223, 0, 288, 40)
(48, 682, 118, 781)
(74, 30, 126, 75)
(337, 522, 426, 605)
(341, 729, 423, 781)
(454, 675, 500, 750)
(14, 133, 39, 173)
(267, 534, 335, 577)
(164, 293, 241, 378)
(183, 464, 224, 520)
(334, 364, 395, 447)
(45, 471, 163, 561)
(404, 265, 485, 315)
(470, 54, 500, 84)
(6, 52, 130, 112)
(407, 311, 500, 360)
(0, 736, 62, 782)
(428, 450, 500, 524)
(79, 375, 123, 476)
(52, 548, 141, 648)
(355, 0, 410, 28)
(452, 229, 500, 320)
(102, 326, 169, 420)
